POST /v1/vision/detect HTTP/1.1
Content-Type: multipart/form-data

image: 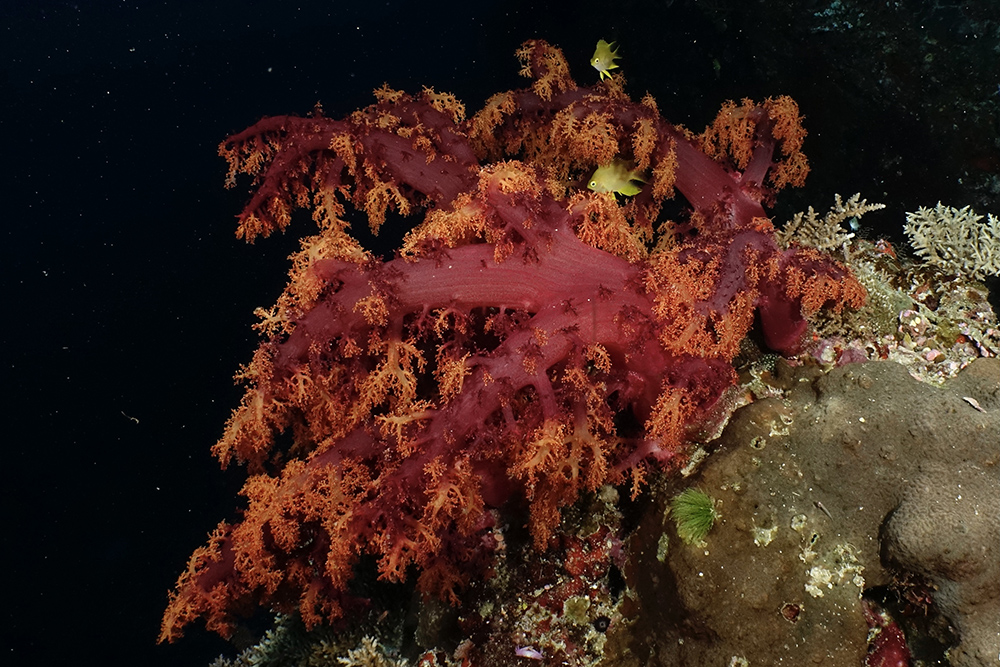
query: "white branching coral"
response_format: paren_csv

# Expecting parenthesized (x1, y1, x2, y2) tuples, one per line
(336, 636, 402, 667)
(778, 193, 886, 252)
(904, 202, 1000, 280)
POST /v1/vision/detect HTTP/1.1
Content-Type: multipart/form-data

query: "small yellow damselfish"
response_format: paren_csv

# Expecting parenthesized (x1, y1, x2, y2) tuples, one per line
(588, 159, 646, 197)
(590, 39, 621, 80)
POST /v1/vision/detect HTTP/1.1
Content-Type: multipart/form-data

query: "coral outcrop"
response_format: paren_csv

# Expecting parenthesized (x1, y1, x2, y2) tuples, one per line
(628, 358, 999, 666)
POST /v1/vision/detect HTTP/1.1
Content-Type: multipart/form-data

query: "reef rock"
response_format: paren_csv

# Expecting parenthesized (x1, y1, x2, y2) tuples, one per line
(626, 358, 999, 666)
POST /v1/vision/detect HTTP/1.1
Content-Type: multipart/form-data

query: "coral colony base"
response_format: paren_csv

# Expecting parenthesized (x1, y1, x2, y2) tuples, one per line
(161, 41, 999, 666)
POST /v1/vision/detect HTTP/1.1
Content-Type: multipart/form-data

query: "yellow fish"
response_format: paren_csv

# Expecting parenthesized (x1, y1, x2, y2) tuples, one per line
(588, 159, 645, 197)
(590, 39, 620, 80)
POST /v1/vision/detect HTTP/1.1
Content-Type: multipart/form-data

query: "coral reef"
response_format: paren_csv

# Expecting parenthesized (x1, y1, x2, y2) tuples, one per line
(160, 40, 864, 644)
(784, 195, 1000, 383)
(455, 487, 629, 667)
(158, 30, 1000, 667)
(628, 358, 999, 666)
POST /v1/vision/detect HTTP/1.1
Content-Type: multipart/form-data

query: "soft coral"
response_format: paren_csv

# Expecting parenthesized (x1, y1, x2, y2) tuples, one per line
(160, 40, 863, 642)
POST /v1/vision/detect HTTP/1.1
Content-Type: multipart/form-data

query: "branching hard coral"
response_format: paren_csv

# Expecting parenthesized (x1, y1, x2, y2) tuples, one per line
(778, 193, 886, 253)
(903, 202, 1000, 280)
(160, 40, 865, 643)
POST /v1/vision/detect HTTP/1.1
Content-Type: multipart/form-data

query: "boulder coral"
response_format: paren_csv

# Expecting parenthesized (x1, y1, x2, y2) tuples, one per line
(628, 358, 999, 666)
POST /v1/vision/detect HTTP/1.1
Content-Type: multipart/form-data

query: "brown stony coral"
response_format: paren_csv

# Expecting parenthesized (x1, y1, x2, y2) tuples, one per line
(628, 358, 999, 666)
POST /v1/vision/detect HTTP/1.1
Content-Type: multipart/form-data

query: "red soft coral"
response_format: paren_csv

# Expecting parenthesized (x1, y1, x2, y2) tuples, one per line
(160, 40, 863, 642)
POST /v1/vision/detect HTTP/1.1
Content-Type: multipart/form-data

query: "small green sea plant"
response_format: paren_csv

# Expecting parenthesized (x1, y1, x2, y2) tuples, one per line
(671, 488, 718, 544)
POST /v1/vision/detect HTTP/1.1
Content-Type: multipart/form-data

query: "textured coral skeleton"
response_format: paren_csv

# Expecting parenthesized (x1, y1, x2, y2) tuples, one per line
(160, 40, 865, 642)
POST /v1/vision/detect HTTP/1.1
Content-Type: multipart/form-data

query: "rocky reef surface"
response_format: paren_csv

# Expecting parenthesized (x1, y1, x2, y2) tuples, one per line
(627, 357, 999, 666)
